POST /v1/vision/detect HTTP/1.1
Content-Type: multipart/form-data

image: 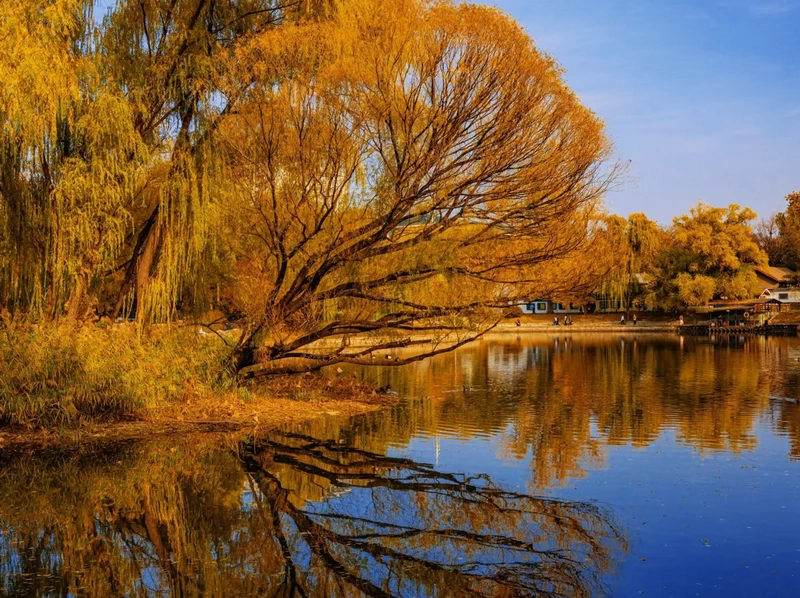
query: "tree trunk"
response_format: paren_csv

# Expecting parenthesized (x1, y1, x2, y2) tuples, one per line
(65, 274, 87, 322)
(134, 222, 161, 323)
(229, 326, 261, 373)
(111, 207, 160, 321)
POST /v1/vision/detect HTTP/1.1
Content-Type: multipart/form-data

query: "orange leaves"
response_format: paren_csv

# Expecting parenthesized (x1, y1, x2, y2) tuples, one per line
(2, 0, 614, 337)
(214, 0, 616, 370)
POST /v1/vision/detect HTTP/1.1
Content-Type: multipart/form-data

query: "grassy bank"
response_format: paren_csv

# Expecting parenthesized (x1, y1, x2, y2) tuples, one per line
(0, 324, 395, 434)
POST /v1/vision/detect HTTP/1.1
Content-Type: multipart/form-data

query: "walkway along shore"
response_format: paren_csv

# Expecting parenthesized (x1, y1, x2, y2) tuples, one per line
(677, 323, 799, 336)
(493, 321, 675, 334)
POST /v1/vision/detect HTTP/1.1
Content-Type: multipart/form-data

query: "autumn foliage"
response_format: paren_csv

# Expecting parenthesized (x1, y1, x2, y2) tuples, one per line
(0, 0, 615, 374)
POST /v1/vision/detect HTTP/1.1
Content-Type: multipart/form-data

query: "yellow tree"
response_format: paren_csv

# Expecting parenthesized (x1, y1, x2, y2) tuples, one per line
(597, 212, 661, 315)
(654, 202, 766, 307)
(100, 0, 336, 322)
(0, 0, 95, 316)
(0, 0, 332, 322)
(218, 0, 616, 375)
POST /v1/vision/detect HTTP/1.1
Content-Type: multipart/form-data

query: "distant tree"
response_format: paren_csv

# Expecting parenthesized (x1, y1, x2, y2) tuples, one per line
(675, 273, 716, 306)
(597, 213, 661, 315)
(755, 214, 790, 268)
(759, 191, 800, 271)
(653, 202, 766, 307)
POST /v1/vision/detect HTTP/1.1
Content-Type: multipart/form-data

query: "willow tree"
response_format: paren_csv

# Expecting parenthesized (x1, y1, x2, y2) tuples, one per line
(218, 0, 615, 375)
(0, 0, 332, 322)
(598, 213, 661, 316)
(0, 0, 157, 319)
(0, 0, 95, 316)
(99, 0, 339, 322)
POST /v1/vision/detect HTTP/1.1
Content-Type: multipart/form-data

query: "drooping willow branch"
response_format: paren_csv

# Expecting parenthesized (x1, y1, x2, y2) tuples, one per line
(0, 431, 626, 597)
(239, 431, 627, 597)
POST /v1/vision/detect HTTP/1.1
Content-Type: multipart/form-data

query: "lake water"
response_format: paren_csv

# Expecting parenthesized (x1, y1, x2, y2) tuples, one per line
(1, 333, 799, 596)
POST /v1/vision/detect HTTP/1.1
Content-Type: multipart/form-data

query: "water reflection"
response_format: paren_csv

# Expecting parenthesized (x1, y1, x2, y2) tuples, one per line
(0, 432, 625, 597)
(333, 334, 800, 488)
(4, 334, 799, 596)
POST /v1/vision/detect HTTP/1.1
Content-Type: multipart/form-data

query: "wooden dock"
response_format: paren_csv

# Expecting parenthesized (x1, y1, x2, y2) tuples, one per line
(678, 324, 799, 336)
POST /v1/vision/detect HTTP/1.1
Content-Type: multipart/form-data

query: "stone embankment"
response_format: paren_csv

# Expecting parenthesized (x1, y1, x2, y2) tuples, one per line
(494, 321, 674, 334)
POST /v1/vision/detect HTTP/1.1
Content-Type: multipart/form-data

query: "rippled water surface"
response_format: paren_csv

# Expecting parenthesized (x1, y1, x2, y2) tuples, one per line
(2, 333, 799, 597)
(333, 333, 800, 596)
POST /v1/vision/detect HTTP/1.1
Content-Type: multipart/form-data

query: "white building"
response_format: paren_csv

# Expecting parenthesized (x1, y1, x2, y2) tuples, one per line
(759, 287, 800, 309)
(520, 300, 550, 314)
(519, 300, 581, 314)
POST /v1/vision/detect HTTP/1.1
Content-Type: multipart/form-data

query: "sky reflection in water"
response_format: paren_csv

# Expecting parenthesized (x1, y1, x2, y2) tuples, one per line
(327, 333, 800, 596)
(1, 333, 799, 596)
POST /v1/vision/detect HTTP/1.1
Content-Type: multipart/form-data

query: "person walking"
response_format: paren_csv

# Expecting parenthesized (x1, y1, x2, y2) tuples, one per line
(620, 314, 625, 325)
(632, 314, 637, 326)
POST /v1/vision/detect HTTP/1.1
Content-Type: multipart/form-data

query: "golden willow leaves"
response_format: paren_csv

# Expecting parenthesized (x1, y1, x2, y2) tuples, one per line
(219, 0, 616, 373)
(100, 0, 321, 322)
(0, 0, 94, 313)
(51, 93, 148, 318)
(0, 0, 89, 143)
(595, 212, 661, 312)
(2, 0, 617, 376)
(652, 202, 767, 307)
(1, 0, 324, 321)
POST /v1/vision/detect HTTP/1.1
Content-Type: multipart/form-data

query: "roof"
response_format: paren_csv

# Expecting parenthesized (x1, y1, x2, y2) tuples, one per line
(761, 287, 800, 298)
(754, 265, 794, 283)
(695, 299, 760, 313)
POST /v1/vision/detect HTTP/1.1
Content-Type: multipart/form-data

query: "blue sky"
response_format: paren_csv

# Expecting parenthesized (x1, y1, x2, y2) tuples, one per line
(486, 0, 800, 224)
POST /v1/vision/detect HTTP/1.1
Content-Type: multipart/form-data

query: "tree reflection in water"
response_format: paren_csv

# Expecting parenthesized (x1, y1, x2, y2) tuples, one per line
(0, 432, 626, 597)
(336, 335, 800, 487)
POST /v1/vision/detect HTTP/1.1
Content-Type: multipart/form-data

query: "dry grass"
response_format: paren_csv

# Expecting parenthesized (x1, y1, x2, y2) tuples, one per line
(0, 323, 397, 435)
(0, 323, 232, 428)
(154, 373, 397, 426)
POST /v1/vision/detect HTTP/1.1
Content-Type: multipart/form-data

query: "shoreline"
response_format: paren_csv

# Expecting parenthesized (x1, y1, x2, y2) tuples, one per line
(0, 376, 400, 451)
(0, 326, 685, 448)
(310, 323, 679, 350)
(492, 322, 675, 334)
